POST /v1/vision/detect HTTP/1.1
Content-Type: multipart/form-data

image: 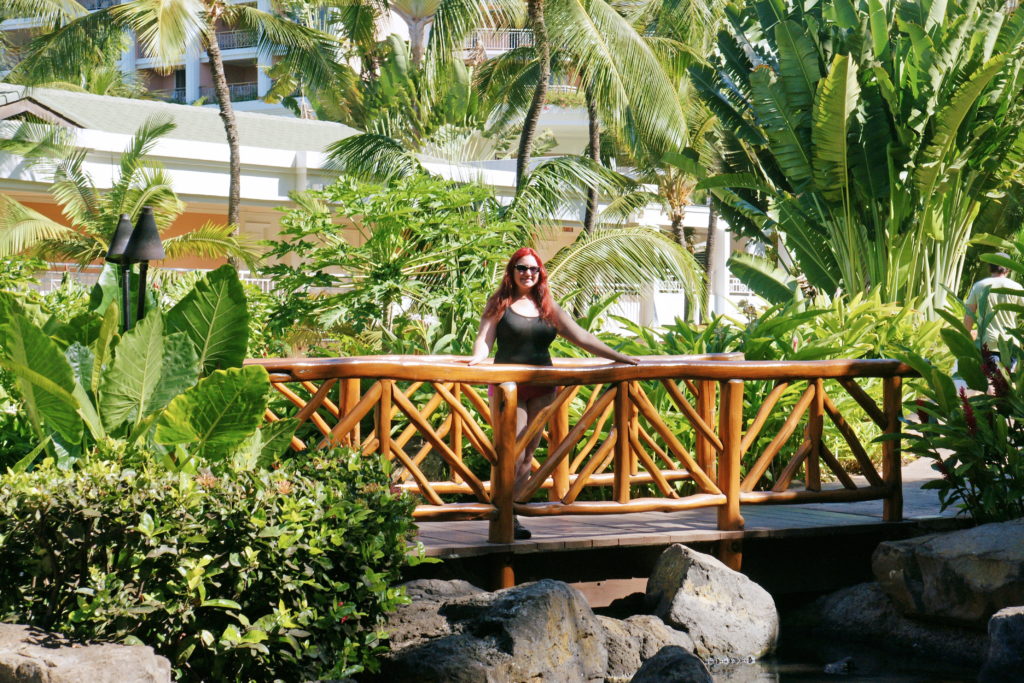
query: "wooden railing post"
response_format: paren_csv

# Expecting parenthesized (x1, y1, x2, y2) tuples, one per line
(807, 378, 823, 491)
(489, 382, 518, 546)
(614, 381, 632, 504)
(377, 380, 393, 459)
(718, 379, 744, 532)
(451, 384, 463, 484)
(883, 375, 903, 522)
(548, 397, 570, 500)
(340, 377, 360, 446)
(696, 380, 716, 480)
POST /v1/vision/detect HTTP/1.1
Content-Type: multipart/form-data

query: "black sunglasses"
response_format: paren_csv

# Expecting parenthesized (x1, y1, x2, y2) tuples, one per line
(514, 265, 541, 275)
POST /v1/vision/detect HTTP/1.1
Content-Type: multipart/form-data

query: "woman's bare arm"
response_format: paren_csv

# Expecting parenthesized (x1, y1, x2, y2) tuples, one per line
(467, 314, 498, 365)
(554, 306, 639, 365)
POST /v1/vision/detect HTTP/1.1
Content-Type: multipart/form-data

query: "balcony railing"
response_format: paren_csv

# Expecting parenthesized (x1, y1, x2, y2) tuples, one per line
(216, 30, 257, 51)
(80, 0, 120, 10)
(199, 82, 259, 103)
(465, 29, 534, 51)
(152, 87, 188, 104)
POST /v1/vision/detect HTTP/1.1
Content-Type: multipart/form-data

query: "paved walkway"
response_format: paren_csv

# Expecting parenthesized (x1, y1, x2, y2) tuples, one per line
(415, 458, 964, 558)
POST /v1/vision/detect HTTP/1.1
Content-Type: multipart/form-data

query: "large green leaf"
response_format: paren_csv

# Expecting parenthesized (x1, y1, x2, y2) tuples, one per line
(90, 302, 121, 394)
(149, 331, 200, 413)
(727, 252, 802, 306)
(750, 67, 814, 189)
(0, 310, 82, 444)
(154, 365, 270, 460)
(812, 54, 859, 201)
(99, 312, 171, 433)
(166, 265, 249, 376)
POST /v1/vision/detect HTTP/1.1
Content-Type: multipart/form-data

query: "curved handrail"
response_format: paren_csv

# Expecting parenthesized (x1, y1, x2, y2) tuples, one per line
(249, 353, 916, 547)
(247, 353, 915, 383)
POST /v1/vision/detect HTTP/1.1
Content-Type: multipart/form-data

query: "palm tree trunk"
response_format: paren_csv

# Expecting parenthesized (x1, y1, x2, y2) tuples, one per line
(204, 27, 241, 230)
(583, 85, 599, 233)
(516, 0, 550, 190)
(409, 18, 428, 67)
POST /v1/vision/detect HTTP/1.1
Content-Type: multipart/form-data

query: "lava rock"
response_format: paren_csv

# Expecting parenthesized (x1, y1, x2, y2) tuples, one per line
(0, 624, 171, 683)
(872, 519, 1024, 628)
(645, 544, 778, 658)
(979, 605, 1024, 682)
(629, 645, 712, 683)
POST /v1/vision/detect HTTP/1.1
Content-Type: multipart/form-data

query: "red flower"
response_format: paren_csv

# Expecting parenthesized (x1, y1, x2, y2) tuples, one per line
(915, 398, 929, 425)
(959, 387, 977, 435)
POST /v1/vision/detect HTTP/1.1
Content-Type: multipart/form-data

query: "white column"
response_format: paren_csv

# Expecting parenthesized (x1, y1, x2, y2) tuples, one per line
(709, 216, 730, 316)
(185, 39, 201, 103)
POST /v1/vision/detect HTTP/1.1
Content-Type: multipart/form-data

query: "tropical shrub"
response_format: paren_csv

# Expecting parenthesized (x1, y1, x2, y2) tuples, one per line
(697, 0, 1024, 315)
(0, 448, 419, 680)
(0, 265, 283, 465)
(262, 174, 518, 355)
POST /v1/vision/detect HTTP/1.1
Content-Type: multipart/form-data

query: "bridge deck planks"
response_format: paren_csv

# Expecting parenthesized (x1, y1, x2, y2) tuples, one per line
(414, 458, 962, 558)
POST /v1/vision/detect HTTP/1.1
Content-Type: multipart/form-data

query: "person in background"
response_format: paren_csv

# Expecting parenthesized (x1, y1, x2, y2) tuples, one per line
(964, 254, 1023, 369)
(468, 247, 639, 539)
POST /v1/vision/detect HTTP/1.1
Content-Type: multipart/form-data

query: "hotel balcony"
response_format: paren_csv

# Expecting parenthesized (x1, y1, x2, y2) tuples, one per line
(199, 81, 259, 103)
(464, 28, 533, 54)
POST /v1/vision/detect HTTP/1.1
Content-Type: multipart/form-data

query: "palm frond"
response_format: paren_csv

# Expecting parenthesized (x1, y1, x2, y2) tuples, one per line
(324, 133, 425, 182)
(507, 155, 639, 228)
(227, 4, 340, 91)
(0, 119, 76, 175)
(1, 0, 87, 25)
(107, 115, 176, 215)
(110, 0, 206, 68)
(546, 226, 705, 305)
(161, 221, 262, 272)
(50, 147, 101, 230)
(0, 196, 77, 257)
(550, 0, 688, 152)
(8, 9, 126, 85)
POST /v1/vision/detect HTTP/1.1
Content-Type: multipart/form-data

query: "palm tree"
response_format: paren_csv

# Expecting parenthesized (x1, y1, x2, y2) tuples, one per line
(12, 0, 338, 229)
(0, 117, 258, 268)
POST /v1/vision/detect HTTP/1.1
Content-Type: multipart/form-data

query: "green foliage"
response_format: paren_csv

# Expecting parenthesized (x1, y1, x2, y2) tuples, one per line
(899, 246, 1024, 522)
(0, 448, 419, 680)
(262, 174, 518, 355)
(697, 0, 1024, 315)
(590, 293, 946, 483)
(0, 267, 275, 464)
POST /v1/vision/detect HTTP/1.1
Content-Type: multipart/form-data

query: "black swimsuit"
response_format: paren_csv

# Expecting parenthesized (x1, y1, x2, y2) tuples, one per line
(493, 308, 557, 401)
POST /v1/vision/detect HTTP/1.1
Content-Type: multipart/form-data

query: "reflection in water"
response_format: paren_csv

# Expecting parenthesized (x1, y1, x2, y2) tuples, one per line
(708, 643, 978, 682)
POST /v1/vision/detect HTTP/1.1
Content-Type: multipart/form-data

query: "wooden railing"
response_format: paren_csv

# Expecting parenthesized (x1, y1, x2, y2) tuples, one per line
(248, 355, 914, 545)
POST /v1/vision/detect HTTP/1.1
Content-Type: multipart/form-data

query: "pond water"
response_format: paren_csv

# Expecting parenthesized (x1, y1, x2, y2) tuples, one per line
(708, 644, 979, 682)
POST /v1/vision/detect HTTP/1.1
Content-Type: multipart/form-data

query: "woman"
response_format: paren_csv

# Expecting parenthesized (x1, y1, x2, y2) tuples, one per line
(468, 247, 638, 539)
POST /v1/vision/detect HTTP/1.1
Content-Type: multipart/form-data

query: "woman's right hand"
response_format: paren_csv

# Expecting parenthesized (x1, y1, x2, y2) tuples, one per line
(466, 354, 490, 366)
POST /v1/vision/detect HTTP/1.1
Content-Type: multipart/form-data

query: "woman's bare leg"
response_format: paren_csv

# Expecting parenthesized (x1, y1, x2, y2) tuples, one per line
(514, 392, 556, 495)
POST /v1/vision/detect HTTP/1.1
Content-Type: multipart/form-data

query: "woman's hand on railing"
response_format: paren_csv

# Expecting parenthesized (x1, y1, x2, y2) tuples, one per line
(466, 354, 492, 366)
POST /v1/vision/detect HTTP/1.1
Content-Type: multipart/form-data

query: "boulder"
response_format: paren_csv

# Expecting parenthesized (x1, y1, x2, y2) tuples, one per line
(629, 645, 712, 683)
(645, 544, 778, 658)
(599, 615, 694, 679)
(380, 579, 607, 682)
(980, 606, 1024, 682)
(784, 582, 987, 667)
(872, 519, 1024, 627)
(385, 579, 488, 649)
(0, 624, 171, 683)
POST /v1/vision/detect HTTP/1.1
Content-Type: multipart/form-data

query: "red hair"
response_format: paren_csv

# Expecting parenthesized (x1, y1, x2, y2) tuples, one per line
(483, 247, 557, 325)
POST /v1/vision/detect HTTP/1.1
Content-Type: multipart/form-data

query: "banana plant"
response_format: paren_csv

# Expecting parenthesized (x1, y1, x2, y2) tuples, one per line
(694, 0, 1024, 316)
(0, 266, 292, 464)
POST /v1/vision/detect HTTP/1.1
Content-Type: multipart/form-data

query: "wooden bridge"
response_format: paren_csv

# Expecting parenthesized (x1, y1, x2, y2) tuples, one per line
(250, 354, 918, 586)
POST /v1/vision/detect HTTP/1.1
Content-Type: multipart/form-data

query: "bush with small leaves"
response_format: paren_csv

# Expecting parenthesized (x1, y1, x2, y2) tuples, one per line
(0, 448, 420, 680)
